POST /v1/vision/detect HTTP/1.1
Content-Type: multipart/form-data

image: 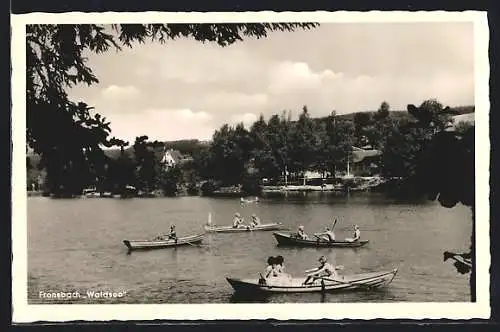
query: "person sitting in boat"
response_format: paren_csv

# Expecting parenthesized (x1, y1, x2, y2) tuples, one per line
(275, 255, 292, 282)
(260, 256, 278, 285)
(168, 225, 177, 241)
(345, 225, 361, 242)
(296, 225, 308, 240)
(316, 226, 336, 242)
(303, 255, 339, 285)
(250, 213, 261, 227)
(232, 212, 245, 228)
(265, 256, 280, 278)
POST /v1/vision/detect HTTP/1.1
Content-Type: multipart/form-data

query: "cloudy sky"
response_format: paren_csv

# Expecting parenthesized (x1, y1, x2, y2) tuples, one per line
(68, 22, 474, 143)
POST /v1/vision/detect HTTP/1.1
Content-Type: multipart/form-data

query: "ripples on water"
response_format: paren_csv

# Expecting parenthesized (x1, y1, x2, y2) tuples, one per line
(27, 193, 471, 304)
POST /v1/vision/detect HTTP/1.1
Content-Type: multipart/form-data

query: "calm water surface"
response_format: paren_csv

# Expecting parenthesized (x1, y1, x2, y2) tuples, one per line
(27, 193, 472, 303)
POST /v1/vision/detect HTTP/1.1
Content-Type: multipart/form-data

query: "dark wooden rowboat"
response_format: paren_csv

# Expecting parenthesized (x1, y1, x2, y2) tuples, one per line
(227, 268, 397, 294)
(273, 232, 369, 248)
(123, 232, 205, 251)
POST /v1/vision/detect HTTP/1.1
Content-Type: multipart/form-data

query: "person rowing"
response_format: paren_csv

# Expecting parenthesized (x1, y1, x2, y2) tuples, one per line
(296, 225, 308, 240)
(232, 212, 245, 228)
(315, 226, 336, 242)
(168, 225, 178, 243)
(345, 225, 361, 242)
(250, 213, 261, 227)
(303, 255, 342, 285)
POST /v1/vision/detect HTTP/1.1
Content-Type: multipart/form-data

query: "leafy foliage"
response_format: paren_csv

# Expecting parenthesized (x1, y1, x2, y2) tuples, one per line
(26, 23, 318, 196)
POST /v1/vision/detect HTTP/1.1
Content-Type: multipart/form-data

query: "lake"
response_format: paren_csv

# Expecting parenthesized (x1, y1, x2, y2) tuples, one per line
(27, 193, 472, 304)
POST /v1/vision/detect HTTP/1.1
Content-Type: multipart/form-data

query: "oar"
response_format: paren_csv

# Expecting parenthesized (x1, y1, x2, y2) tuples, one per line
(305, 265, 344, 274)
(184, 241, 211, 248)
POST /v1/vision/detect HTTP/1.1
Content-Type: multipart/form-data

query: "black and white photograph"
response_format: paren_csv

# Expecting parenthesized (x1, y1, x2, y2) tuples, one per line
(12, 11, 490, 321)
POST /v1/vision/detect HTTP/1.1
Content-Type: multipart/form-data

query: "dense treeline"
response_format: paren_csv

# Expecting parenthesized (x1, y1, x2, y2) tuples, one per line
(28, 99, 473, 198)
(193, 100, 471, 191)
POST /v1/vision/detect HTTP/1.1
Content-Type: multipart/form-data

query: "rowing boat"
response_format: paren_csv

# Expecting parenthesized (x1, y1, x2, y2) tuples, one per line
(204, 222, 285, 233)
(226, 268, 397, 294)
(240, 197, 259, 204)
(123, 232, 205, 250)
(273, 232, 369, 248)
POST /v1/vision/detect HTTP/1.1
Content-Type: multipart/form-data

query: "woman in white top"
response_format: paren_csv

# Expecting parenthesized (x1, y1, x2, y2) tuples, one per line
(345, 225, 361, 242)
(296, 225, 308, 240)
(232, 212, 244, 228)
(250, 213, 261, 227)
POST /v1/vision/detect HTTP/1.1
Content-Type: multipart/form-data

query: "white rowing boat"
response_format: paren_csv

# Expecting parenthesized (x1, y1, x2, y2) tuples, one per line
(226, 268, 398, 294)
(204, 223, 284, 233)
(123, 232, 205, 250)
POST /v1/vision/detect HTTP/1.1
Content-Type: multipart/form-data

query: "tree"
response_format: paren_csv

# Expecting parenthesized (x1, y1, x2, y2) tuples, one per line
(374, 101, 390, 121)
(133, 135, 162, 192)
(209, 123, 251, 185)
(26, 23, 318, 195)
(409, 102, 476, 301)
(158, 166, 183, 197)
(314, 112, 353, 178)
(288, 106, 318, 178)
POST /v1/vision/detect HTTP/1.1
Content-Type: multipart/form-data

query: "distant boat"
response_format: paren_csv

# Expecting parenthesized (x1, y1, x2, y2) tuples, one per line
(240, 197, 259, 204)
(82, 188, 100, 198)
(205, 223, 284, 233)
(123, 232, 205, 251)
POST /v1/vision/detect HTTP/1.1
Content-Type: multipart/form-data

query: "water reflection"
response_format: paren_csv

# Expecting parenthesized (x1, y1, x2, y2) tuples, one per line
(229, 292, 271, 303)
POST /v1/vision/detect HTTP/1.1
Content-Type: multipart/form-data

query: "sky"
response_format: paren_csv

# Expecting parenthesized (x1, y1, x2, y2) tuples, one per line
(68, 22, 475, 143)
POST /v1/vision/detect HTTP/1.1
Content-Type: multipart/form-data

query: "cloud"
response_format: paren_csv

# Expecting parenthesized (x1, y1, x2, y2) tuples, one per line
(265, 60, 473, 115)
(152, 43, 266, 85)
(203, 92, 268, 111)
(106, 108, 215, 143)
(268, 61, 342, 93)
(230, 113, 259, 128)
(101, 85, 141, 100)
(68, 23, 475, 140)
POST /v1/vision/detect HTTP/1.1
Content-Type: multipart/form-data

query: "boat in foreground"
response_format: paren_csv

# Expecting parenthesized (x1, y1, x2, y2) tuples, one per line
(227, 268, 398, 294)
(273, 232, 369, 248)
(204, 222, 285, 233)
(123, 232, 205, 251)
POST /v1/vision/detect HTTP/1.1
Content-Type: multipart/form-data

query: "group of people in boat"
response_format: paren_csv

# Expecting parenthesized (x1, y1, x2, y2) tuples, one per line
(232, 212, 262, 229)
(295, 221, 361, 243)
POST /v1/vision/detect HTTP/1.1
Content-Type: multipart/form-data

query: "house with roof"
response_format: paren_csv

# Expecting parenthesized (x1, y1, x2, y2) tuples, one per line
(161, 148, 193, 168)
(451, 113, 475, 127)
(348, 146, 382, 177)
